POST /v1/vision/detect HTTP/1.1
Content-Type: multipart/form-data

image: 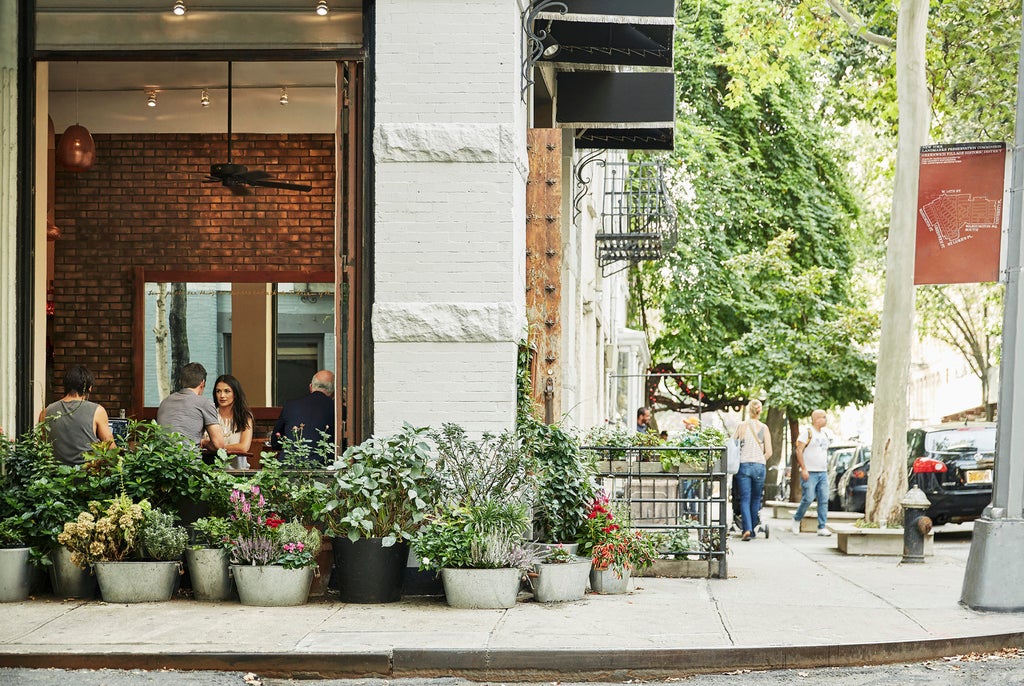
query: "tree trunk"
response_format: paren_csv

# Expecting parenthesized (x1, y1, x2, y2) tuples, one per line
(169, 282, 190, 392)
(866, 0, 931, 526)
(763, 405, 786, 500)
(788, 416, 801, 503)
(154, 283, 170, 400)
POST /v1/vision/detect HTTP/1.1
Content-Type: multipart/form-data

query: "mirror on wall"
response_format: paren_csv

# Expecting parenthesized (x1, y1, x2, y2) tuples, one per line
(133, 270, 335, 417)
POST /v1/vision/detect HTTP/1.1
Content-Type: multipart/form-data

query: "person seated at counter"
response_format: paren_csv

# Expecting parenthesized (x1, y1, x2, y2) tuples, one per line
(38, 364, 115, 465)
(201, 373, 254, 470)
(271, 369, 335, 465)
(157, 362, 225, 452)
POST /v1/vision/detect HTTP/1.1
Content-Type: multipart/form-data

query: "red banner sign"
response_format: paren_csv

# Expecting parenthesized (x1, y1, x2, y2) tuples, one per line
(915, 142, 1009, 285)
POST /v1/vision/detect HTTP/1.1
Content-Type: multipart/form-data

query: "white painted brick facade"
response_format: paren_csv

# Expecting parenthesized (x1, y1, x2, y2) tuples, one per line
(372, 0, 528, 435)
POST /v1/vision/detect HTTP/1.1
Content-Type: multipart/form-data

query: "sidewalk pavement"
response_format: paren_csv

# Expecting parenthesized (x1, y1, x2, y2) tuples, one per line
(2, 511, 1024, 681)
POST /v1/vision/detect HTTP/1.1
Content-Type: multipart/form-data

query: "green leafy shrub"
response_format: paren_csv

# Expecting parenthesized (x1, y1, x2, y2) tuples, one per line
(190, 516, 233, 549)
(140, 508, 188, 561)
(413, 501, 532, 571)
(523, 422, 595, 544)
(320, 423, 439, 546)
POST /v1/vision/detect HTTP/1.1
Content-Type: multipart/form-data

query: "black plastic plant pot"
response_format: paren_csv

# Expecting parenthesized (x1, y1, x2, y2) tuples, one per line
(332, 537, 409, 603)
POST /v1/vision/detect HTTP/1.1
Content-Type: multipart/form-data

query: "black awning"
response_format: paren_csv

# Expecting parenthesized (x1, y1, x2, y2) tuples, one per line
(545, 0, 675, 19)
(536, 0, 675, 68)
(539, 21, 673, 68)
(556, 71, 674, 124)
(575, 128, 674, 150)
(555, 72, 674, 150)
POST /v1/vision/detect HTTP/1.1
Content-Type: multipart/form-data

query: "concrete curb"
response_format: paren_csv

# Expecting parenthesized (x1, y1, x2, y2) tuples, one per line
(2, 632, 1024, 681)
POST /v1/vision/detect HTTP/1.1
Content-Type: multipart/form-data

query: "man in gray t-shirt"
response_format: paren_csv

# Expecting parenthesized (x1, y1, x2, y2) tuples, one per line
(156, 362, 225, 449)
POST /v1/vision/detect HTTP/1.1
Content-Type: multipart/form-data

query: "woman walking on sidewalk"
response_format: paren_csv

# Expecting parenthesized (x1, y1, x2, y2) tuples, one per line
(734, 399, 772, 541)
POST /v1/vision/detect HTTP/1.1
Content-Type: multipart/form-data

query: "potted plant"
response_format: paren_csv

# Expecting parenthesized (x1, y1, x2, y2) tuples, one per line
(524, 422, 595, 552)
(226, 484, 321, 606)
(0, 516, 32, 602)
(581, 425, 664, 473)
(247, 435, 337, 598)
(411, 424, 539, 609)
(657, 426, 727, 473)
(113, 420, 235, 526)
(58, 495, 188, 603)
(637, 528, 717, 578)
(529, 544, 591, 603)
(184, 516, 234, 601)
(578, 491, 656, 594)
(319, 423, 439, 603)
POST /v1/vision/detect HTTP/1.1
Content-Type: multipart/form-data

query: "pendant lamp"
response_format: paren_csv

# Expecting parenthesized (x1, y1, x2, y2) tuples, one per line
(56, 63, 96, 172)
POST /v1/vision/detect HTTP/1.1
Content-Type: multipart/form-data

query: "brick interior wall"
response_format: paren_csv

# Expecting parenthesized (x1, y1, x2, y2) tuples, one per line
(50, 132, 335, 417)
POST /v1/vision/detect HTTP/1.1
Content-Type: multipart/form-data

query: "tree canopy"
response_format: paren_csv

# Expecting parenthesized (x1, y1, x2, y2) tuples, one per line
(637, 0, 876, 417)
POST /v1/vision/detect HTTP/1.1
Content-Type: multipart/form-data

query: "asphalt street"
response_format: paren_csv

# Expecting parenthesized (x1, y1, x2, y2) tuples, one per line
(4, 653, 1024, 686)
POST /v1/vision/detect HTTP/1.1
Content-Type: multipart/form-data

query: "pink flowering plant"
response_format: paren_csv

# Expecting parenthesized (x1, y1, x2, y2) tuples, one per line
(227, 484, 321, 568)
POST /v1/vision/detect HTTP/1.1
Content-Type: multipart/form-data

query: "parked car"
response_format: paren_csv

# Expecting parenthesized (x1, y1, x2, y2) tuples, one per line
(827, 443, 868, 511)
(837, 450, 871, 514)
(838, 423, 996, 524)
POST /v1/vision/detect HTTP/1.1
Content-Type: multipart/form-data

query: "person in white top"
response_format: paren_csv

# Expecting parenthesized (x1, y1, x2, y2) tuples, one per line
(733, 399, 773, 541)
(201, 374, 254, 470)
(791, 409, 832, 536)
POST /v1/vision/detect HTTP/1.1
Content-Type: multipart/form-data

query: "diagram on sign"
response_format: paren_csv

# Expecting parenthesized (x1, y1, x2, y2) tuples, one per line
(918, 191, 1002, 250)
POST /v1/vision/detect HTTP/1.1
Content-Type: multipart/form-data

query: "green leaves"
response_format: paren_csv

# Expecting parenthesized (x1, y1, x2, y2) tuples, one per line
(322, 423, 440, 543)
(638, 0, 877, 415)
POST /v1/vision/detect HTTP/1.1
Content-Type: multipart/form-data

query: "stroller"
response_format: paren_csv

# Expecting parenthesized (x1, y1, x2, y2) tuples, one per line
(729, 473, 769, 538)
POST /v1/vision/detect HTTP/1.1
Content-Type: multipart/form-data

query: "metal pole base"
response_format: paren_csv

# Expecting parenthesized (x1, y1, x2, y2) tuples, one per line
(961, 517, 1024, 611)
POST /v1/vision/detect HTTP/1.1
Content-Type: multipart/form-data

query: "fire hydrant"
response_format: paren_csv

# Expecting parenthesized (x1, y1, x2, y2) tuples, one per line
(902, 486, 932, 564)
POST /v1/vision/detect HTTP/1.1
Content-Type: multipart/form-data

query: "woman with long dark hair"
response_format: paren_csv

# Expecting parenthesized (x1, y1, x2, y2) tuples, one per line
(202, 373, 254, 469)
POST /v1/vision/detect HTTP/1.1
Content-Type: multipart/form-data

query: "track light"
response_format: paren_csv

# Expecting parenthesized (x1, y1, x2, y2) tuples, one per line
(279, 87, 289, 106)
(200, 89, 210, 107)
(146, 90, 158, 107)
(172, 1, 185, 15)
(315, 1, 328, 16)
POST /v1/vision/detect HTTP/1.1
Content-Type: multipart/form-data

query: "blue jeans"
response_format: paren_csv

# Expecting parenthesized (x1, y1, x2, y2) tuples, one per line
(794, 471, 829, 530)
(735, 462, 766, 536)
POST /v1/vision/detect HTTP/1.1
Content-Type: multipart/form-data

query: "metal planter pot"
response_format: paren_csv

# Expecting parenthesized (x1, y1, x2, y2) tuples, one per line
(184, 548, 234, 602)
(230, 564, 313, 607)
(589, 566, 630, 594)
(441, 567, 521, 609)
(48, 546, 98, 599)
(94, 561, 181, 603)
(533, 559, 592, 602)
(0, 547, 32, 602)
(332, 537, 408, 604)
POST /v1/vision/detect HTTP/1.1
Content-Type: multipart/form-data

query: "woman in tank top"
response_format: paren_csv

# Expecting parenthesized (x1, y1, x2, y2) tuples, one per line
(202, 374, 254, 469)
(39, 365, 115, 465)
(733, 399, 773, 541)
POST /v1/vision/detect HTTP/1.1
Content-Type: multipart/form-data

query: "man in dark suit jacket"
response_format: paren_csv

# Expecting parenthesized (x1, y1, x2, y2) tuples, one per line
(271, 369, 336, 465)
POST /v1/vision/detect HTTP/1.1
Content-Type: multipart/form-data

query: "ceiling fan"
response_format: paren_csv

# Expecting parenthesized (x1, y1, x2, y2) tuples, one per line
(204, 62, 312, 195)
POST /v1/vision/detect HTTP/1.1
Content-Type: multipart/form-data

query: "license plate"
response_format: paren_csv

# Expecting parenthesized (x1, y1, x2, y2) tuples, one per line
(966, 469, 993, 484)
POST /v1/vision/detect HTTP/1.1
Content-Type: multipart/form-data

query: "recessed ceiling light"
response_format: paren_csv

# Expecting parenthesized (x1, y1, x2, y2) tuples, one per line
(279, 87, 289, 106)
(172, 1, 186, 16)
(201, 89, 210, 107)
(316, 1, 329, 16)
(146, 90, 158, 107)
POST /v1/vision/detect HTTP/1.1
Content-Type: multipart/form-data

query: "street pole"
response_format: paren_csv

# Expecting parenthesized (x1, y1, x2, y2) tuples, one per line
(961, 1, 1024, 611)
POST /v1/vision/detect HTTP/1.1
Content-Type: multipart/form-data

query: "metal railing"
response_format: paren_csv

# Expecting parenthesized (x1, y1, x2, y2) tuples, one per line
(584, 445, 728, 579)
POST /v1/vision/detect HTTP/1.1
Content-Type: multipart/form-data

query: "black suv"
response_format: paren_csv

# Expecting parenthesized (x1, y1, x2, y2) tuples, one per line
(838, 423, 996, 524)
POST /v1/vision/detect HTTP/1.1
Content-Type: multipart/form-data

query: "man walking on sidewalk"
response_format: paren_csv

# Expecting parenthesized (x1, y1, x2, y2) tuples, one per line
(791, 409, 832, 536)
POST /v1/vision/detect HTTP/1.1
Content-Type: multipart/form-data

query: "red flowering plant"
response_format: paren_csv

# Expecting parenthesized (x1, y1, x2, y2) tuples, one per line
(577, 491, 620, 556)
(578, 491, 657, 578)
(227, 484, 321, 568)
(591, 530, 657, 578)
